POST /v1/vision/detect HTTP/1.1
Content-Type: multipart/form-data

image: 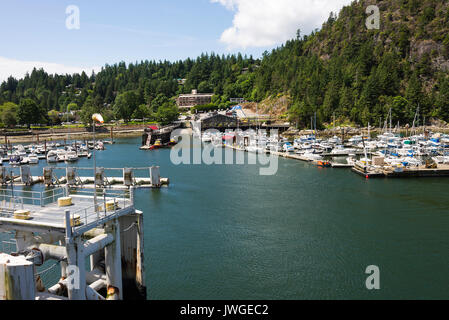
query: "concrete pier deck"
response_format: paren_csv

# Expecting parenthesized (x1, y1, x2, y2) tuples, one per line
(0, 191, 133, 234)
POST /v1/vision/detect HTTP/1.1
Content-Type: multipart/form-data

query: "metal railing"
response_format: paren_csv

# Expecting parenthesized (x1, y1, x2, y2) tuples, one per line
(0, 187, 67, 210)
(0, 232, 16, 254)
(68, 188, 132, 232)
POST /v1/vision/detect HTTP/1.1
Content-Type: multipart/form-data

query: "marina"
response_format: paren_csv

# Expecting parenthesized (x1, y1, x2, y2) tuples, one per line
(3, 0, 449, 304)
(192, 115, 449, 179)
(0, 136, 448, 300)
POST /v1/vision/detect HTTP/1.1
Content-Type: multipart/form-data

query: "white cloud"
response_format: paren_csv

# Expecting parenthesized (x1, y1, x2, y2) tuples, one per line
(212, 0, 352, 49)
(0, 56, 101, 82)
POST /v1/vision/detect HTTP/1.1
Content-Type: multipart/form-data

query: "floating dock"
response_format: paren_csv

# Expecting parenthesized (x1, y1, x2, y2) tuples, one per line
(352, 164, 449, 178)
(224, 143, 449, 179)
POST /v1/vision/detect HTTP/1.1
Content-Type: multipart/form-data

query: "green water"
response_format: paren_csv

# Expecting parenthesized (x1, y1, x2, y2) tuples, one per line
(9, 137, 449, 299)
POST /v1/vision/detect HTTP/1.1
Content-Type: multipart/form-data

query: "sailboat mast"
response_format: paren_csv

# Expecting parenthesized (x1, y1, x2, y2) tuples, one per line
(390, 108, 393, 133)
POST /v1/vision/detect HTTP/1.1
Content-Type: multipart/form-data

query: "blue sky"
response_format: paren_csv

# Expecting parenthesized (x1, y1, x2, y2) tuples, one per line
(0, 0, 351, 81)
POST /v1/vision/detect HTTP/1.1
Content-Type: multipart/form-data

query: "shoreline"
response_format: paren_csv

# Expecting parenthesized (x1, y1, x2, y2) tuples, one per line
(0, 128, 144, 144)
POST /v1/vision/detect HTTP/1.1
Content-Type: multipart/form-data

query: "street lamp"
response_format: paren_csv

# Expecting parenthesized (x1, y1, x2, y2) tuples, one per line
(92, 113, 104, 212)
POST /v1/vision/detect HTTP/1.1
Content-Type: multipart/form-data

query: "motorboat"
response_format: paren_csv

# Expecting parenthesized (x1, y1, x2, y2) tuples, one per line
(47, 150, 58, 163)
(65, 151, 79, 162)
(95, 141, 105, 150)
(317, 160, 331, 167)
(346, 155, 357, 166)
(331, 145, 357, 155)
(28, 154, 39, 164)
(201, 133, 212, 143)
(302, 151, 323, 161)
(149, 139, 163, 150)
(20, 157, 30, 165)
(56, 150, 67, 162)
(433, 156, 449, 164)
(9, 155, 21, 166)
(283, 142, 295, 153)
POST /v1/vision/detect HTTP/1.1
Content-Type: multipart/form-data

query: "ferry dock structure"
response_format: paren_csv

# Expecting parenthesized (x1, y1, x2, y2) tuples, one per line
(0, 186, 146, 300)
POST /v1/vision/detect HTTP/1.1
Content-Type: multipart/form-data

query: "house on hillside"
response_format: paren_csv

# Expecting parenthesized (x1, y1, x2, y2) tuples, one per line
(176, 90, 214, 109)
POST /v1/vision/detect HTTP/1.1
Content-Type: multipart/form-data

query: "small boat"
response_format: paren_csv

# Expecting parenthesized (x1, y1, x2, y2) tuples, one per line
(47, 150, 58, 163)
(28, 154, 39, 164)
(56, 150, 67, 162)
(9, 155, 22, 166)
(150, 139, 163, 150)
(201, 133, 212, 143)
(283, 142, 295, 153)
(65, 151, 78, 162)
(14, 145, 27, 157)
(346, 154, 357, 166)
(317, 160, 331, 167)
(20, 157, 30, 165)
(168, 138, 178, 146)
(95, 141, 105, 150)
(303, 152, 324, 161)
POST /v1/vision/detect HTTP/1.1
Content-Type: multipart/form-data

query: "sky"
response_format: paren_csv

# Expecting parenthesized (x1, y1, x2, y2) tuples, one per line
(0, 0, 352, 82)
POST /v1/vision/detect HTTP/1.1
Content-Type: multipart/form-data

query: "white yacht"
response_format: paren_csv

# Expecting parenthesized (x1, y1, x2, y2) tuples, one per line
(56, 150, 67, 162)
(20, 156, 30, 165)
(65, 150, 79, 162)
(201, 133, 212, 143)
(302, 151, 323, 161)
(28, 154, 39, 164)
(331, 145, 357, 155)
(284, 143, 295, 153)
(47, 150, 58, 163)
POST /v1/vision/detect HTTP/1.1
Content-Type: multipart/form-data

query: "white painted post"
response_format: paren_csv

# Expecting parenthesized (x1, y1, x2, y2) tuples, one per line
(130, 186, 135, 206)
(65, 210, 82, 300)
(105, 219, 123, 300)
(150, 166, 161, 187)
(75, 237, 86, 300)
(90, 251, 102, 272)
(136, 210, 146, 299)
(0, 254, 35, 300)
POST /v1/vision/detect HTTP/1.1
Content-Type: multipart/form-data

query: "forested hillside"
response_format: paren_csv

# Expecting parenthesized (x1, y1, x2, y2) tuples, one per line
(1, 0, 449, 129)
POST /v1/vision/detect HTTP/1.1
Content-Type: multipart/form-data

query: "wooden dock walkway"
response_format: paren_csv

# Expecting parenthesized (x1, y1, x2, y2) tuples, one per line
(352, 164, 449, 178)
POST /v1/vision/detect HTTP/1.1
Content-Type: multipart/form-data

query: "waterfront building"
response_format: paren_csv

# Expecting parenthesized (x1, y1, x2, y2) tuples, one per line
(177, 90, 214, 109)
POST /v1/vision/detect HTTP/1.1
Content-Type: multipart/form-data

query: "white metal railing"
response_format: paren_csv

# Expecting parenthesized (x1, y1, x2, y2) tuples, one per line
(68, 188, 131, 232)
(0, 187, 67, 210)
(0, 232, 16, 254)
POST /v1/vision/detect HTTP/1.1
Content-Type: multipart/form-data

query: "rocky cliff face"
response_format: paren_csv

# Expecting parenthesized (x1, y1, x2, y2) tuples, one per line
(307, 0, 449, 78)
